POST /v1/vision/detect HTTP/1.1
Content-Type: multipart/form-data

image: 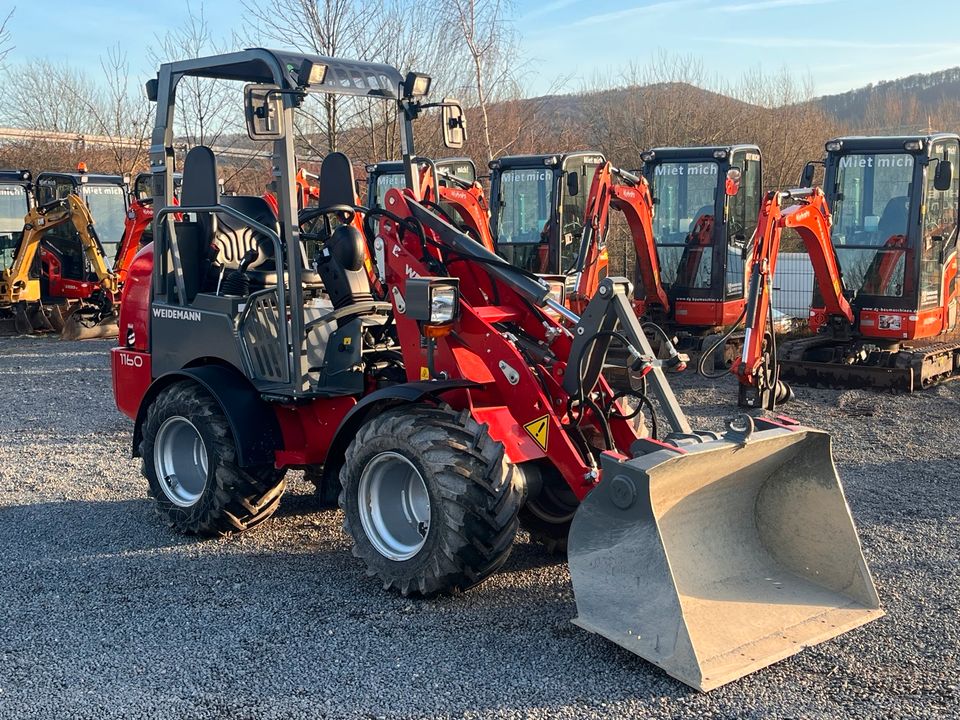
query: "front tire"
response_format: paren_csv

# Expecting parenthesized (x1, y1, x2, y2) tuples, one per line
(140, 381, 286, 536)
(340, 405, 523, 596)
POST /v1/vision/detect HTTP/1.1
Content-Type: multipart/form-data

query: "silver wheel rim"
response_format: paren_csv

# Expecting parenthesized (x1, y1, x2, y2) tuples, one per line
(154, 416, 209, 508)
(358, 451, 431, 561)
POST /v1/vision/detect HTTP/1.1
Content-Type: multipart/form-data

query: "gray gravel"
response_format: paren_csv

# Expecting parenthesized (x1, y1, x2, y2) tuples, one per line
(0, 335, 957, 719)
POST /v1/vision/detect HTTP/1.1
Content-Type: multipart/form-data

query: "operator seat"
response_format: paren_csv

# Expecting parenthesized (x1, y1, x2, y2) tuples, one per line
(180, 145, 322, 291)
(312, 152, 373, 308)
(878, 196, 909, 241)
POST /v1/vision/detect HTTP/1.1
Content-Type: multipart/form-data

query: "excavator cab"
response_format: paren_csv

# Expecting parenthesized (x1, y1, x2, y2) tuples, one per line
(0, 169, 34, 270)
(490, 152, 606, 285)
(366, 157, 476, 209)
(812, 134, 960, 336)
(35, 169, 131, 270)
(642, 145, 762, 330)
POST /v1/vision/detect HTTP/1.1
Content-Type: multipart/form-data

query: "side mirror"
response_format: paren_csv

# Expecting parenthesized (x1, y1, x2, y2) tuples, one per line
(934, 159, 953, 192)
(725, 167, 742, 196)
(145, 78, 158, 103)
(244, 84, 284, 141)
(800, 162, 817, 188)
(442, 99, 466, 150)
(566, 170, 580, 197)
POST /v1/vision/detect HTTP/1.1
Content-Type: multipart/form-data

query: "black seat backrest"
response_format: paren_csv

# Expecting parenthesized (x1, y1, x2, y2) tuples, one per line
(181, 146, 219, 208)
(878, 195, 909, 240)
(318, 152, 357, 209)
(216, 195, 280, 271)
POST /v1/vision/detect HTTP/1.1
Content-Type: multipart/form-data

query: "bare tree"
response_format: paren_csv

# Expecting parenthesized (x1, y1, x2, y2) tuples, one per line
(148, 2, 240, 148)
(444, 0, 520, 162)
(57, 46, 153, 175)
(0, 7, 14, 66)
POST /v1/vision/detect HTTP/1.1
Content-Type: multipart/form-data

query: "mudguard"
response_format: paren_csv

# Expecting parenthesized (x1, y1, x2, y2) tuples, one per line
(321, 379, 479, 485)
(132, 365, 283, 466)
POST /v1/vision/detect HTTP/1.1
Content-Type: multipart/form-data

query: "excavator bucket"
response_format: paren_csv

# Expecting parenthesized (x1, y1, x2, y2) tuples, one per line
(568, 422, 883, 692)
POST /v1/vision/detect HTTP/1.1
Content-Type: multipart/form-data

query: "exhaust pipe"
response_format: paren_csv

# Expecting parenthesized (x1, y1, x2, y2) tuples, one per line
(567, 421, 882, 691)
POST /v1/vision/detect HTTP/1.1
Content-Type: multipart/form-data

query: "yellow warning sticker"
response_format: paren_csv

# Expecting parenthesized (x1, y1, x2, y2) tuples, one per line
(420, 366, 430, 380)
(524, 415, 549, 452)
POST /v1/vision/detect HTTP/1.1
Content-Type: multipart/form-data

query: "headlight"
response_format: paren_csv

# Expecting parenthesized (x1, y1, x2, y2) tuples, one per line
(429, 284, 458, 324)
(297, 60, 328, 87)
(546, 279, 565, 306)
(403, 72, 432, 98)
(405, 277, 460, 333)
(904, 140, 924, 152)
(825, 140, 843, 152)
(713, 149, 728, 159)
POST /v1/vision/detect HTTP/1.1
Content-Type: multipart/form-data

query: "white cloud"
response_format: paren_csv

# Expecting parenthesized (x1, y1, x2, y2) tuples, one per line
(716, 0, 837, 12)
(568, 0, 705, 28)
(519, 0, 581, 22)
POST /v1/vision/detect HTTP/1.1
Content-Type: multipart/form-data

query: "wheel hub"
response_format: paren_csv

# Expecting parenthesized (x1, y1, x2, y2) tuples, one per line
(154, 416, 209, 507)
(358, 452, 431, 561)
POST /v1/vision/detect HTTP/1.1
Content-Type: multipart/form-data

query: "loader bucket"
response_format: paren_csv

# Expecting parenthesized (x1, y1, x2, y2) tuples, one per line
(567, 424, 883, 692)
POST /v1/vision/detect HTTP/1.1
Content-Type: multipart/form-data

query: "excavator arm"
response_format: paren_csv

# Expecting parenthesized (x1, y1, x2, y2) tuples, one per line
(734, 187, 853, 408)
(419, 166, 496, 253)
(64, 193, 119, 296)
(571, 162, 669, 314)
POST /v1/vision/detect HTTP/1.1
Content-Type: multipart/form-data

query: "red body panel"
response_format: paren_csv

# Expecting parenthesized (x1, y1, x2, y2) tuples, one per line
(273, 397, 358, 467)
(117, 243, 154, 351)
(672, 298, 744, 327)
(111, 348, 152, 419)
(40, 247, 102, 299)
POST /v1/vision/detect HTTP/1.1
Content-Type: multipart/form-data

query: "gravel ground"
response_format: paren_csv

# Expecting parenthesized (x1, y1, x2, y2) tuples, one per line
(0, 335, 957, 719)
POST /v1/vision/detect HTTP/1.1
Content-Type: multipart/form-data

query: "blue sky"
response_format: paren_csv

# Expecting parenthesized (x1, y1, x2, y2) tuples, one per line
(4, 0, 960, 98)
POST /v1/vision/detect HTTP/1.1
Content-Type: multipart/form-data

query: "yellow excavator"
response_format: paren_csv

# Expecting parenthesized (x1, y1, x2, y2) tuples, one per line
(0, 193, 119, 339)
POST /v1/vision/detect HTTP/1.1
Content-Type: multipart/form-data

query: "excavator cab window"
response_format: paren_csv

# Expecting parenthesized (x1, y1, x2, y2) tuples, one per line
(832, 151, 915, 299)
(920, 140, 960, 307)
(650, 160, 718, 289)
(83, 184, 128, 261)
(725, 152, 762, 299)
(0, 183, 29, 269)
(558, 155, 603, 274)
(495, 165, 553, 273)
(373, 171, 406, 208)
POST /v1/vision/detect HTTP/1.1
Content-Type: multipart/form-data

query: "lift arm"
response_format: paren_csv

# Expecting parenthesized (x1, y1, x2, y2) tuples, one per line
(420, 166, 496, 253)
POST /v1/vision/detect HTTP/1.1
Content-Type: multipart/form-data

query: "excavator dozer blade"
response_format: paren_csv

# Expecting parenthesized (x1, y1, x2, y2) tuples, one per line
(60, 309, 119, 341)
(567, 423, 883, 692)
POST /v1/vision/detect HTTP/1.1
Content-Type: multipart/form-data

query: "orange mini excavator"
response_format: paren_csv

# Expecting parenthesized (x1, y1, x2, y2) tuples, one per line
(729, 133, 960, 407)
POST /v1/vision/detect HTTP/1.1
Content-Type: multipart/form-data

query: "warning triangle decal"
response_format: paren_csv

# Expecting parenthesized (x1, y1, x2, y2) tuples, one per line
(523, 415, 549, 452)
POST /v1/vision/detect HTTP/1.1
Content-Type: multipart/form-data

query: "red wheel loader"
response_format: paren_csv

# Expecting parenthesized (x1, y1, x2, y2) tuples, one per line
(112, 48, 882, 692)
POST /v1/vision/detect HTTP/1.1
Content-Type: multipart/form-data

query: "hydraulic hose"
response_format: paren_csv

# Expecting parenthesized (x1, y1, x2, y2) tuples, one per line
(698, 306, 748, 380)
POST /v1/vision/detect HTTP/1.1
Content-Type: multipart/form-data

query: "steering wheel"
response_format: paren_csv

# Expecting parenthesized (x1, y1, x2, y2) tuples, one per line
(315, 204, 356, 223)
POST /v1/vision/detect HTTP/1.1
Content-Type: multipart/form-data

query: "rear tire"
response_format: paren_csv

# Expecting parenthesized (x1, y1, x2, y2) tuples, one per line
(340, 404, 523, 596)
(140, 381, 286, 536)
